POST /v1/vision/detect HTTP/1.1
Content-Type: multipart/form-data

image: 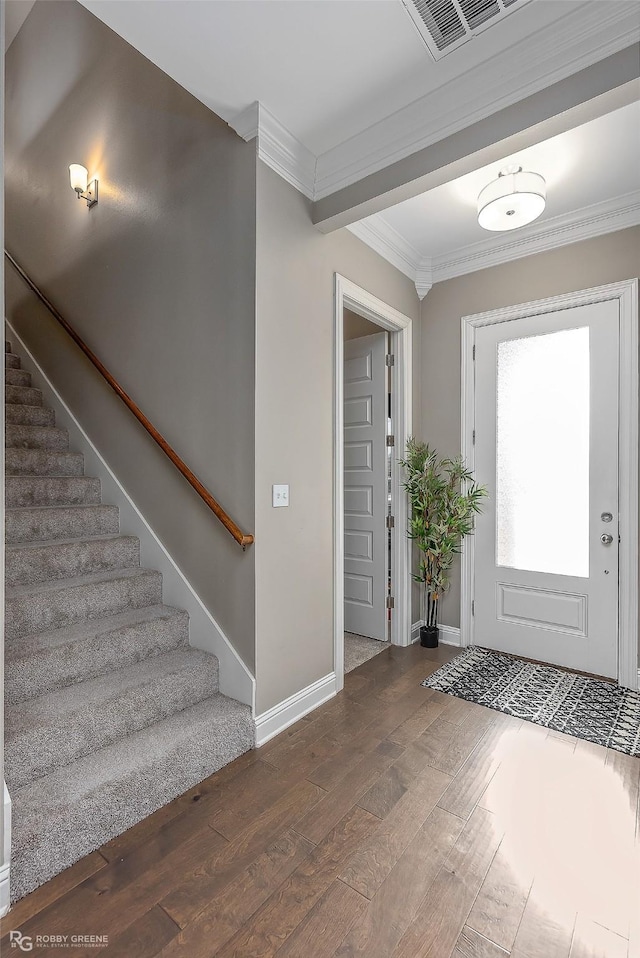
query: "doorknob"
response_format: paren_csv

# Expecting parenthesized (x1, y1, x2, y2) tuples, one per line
(600, 533, 613, 545)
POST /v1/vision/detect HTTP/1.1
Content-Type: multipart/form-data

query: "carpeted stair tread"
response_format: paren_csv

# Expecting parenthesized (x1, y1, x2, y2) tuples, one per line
(5, 534, 140, 586)
(5, 567, 163, 640)
(6, 503, 119, 542)
(5, 368, 32, 387)
(5, 647, 220, 789)
(5, 403, 55, 426)
(11, 694, 254, 900)
(5, 475, 101, 507)
(5, 384, 43, 406)
(5, 604, 189, 705)
(3, 341, 254, 903)
(5, 448, 84, 476)
(6, 423, 69, 450)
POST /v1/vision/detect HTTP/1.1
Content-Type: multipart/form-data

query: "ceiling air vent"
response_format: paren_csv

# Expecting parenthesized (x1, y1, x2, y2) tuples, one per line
(402, 0, 531, 61)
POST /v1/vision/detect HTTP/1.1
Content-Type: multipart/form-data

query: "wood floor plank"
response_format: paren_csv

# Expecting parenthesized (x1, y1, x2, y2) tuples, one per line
(437, 722, 521, 821)
(386, 696, 447, 747)
(453, 925, 510, 958)
(395, 716, 459, 776)
(391, 805, 503, 958)
(214, 806, 379, 958)
(275, 879, 368, 958)
(356, 761, 413, 818)
(436, 691, 481, 727)
(161, 778, 325, 927)
(335, 806, 464, 957)
(343, 768, 454, 898)
(98, 905, 179, 958)
(307, 726, 383, 791)
(98, 755, 272, 864)
(466, 840, 533, 952)
(511, 884, 576, 958)
(429, 720, 488, 777)
(8, 644, 638, 958)
(156, 829, 314, 958)
(294, 740, 404, 844)
(4, 819, 229, 948)
(0, 852, 108, 935)
(569, 915, 629, 958)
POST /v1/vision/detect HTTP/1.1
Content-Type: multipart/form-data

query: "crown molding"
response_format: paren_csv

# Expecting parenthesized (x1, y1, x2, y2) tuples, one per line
(432, 189, 640, 282)
(348, 191, 640, 297)
(228, 6, 639, 208)
(229, 101, 316, 201)
(313, 3, 640, 199)
(346, 218, 420, 283)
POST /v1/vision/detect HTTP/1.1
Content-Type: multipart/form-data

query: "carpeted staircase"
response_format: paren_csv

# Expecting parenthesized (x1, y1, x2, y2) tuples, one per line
(4, 339, 255, 902)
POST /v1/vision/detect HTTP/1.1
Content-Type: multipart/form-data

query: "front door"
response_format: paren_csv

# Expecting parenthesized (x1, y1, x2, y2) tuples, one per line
(473, 299, 619, 678)
(343, 331, 387, 640)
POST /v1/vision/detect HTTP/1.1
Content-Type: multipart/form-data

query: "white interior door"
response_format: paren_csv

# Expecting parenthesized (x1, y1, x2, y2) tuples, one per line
(473, 300, 619, 678)
(344, 331, 387, 640)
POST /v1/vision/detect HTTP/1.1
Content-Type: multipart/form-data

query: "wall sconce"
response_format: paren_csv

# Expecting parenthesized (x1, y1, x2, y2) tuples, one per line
(69, 164, 98, 208)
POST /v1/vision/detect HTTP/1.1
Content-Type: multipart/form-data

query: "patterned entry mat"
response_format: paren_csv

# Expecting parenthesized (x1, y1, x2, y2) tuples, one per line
(422, 646, 640, 757)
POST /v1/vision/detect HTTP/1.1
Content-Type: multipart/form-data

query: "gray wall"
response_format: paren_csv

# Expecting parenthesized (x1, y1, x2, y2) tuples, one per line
(255, 163, 419, 714)
(4, 0, 257, 668)
(343, 309, 380, 341)
(420, 226, 640, 630)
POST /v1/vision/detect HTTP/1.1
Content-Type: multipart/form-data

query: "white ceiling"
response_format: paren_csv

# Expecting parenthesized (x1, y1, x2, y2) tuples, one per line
(374, 100, 640, 259)
(7, 0, 639, 287)
(77, 0, 639, 202)
(79, 0, 570, 156)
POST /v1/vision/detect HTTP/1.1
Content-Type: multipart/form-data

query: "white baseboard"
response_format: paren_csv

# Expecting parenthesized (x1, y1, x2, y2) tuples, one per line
(411, 620, 462, 647)
(6, 323, 255, 709)
(255, 673, 337, 747)
(0, 781, 11, 917)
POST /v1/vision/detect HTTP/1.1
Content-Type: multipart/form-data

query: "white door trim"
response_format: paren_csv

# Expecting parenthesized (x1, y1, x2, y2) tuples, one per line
(334, 274, 413, 691)
(461, 279, 639, 689)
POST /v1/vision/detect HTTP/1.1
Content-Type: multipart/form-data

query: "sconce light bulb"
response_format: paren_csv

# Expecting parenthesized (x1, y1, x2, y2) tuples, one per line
(69, 164, 88, 194)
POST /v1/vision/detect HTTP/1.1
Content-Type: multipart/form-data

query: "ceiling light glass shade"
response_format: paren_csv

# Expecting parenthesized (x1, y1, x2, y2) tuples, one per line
(477, 168, 546, 232)
(69, 164, 88, 193)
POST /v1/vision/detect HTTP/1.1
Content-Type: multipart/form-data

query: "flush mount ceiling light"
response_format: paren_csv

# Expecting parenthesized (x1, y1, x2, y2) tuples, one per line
(477, 165, 546, 232)
(69, 164, 98, 209)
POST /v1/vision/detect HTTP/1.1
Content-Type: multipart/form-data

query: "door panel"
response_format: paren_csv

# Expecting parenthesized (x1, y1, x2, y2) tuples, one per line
(474, 300, 619, 678)
(344, 332, 387, 640)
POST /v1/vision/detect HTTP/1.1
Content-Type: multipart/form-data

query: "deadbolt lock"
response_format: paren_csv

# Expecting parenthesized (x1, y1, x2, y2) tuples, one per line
(600, 512, 613, 523)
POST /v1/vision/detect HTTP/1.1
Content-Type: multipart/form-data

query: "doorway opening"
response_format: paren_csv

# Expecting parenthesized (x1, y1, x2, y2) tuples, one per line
(460, 279, 638, 689)
(333, 275, 413, 691)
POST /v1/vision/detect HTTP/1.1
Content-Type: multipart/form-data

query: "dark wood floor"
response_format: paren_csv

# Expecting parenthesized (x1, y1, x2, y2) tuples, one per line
(2, 643, 639, 958)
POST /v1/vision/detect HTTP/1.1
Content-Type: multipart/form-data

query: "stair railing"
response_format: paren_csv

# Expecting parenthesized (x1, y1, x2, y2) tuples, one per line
(4, 249, 254, 549)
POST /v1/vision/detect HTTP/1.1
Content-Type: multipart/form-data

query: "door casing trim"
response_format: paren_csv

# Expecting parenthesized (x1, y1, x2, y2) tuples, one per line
(334, 274, 413, 692)
(461, 278, 638, 689)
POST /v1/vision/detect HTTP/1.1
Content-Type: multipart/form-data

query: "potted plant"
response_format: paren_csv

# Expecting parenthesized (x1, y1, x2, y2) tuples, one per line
(399, 439, 487, 648)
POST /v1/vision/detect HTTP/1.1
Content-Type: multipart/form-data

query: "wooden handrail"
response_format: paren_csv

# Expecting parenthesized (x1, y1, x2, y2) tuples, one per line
(4, 250, 254, 549)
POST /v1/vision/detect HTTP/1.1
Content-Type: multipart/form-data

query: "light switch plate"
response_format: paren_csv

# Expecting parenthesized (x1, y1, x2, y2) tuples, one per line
(272, 484, 289, 507)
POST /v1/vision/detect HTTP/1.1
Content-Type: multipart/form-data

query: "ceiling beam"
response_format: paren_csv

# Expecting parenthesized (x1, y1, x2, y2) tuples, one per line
(312, 47, 640, 233)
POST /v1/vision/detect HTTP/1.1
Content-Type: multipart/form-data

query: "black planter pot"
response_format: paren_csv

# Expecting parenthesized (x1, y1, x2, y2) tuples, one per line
(420, 625, 439, 648)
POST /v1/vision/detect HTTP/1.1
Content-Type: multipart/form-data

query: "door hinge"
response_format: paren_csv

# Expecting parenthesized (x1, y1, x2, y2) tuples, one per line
(472, 429, 475, 445)
(386, 595, 395, 609)
(472, 600, 475, 616)
(472, 344, 476, 361)
(386, 515, 395, 529)
(386, 435, 395, 447)
(386, 354, 395, 367)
